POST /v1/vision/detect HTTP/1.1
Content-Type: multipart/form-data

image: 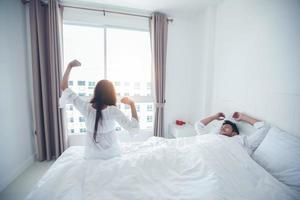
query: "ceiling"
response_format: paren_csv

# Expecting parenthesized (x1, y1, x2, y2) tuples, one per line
(62, 0, 220, 15)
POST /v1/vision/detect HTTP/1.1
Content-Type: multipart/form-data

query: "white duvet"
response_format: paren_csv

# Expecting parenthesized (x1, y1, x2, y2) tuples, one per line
(26, 135, 299, 200)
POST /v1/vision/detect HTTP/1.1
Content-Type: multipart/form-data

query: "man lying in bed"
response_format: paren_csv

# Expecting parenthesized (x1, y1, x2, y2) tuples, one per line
(194, 112, 270, 155)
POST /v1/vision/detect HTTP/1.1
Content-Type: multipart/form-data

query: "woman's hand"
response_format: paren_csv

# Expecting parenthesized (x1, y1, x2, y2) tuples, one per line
(214, 112, 225, 120)
(121, 97, 134, 105)
(121, 97, 138, 121)
(68, 59, 81, 68)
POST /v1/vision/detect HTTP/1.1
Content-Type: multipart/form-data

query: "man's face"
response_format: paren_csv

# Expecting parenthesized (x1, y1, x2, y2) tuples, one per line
(220, 124, 236, 137)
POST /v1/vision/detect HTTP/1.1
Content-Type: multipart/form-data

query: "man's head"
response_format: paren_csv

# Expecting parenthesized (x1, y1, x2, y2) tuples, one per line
(220, 120, 239, 137)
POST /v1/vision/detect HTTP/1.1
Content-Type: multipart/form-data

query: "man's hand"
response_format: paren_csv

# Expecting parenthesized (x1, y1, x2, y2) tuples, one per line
(232, 112, 243, 121)
(214, 112, 225, 121)
(232, 112, 260, 125)
(68, 59, 81, 68)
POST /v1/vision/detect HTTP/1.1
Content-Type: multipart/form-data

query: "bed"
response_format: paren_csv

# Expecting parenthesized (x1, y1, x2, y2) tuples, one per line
(26, 134, 299, 200)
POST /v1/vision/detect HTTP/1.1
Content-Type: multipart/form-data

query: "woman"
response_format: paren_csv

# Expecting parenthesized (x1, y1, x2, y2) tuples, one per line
(59, 60, 139, 159)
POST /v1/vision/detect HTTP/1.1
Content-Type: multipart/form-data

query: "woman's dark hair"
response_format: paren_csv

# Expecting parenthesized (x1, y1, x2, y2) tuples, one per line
(223, 120, 239, 135)
(90, 80, 116, 142)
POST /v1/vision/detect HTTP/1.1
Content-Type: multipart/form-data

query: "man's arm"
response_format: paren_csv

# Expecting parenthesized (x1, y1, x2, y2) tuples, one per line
(194, 112, 225, 135)
(232, 112, 260, 125)
(233, 112, 270, 153)
(200, 112, 225, 126)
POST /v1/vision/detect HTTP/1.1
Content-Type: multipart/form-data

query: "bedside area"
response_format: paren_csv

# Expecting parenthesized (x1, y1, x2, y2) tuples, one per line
(169, 123, 197, 138)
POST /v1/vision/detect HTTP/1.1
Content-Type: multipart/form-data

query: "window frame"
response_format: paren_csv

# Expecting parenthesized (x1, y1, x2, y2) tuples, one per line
(62, 20, 154, 134)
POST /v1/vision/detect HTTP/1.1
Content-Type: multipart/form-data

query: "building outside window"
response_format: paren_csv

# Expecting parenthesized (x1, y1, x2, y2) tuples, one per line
(68, 117, 74, 123)
(147, 116, 152, 122)
(79, 116, 85, 122)
(147, 105, 152, 111)
(88, 81, 95, 89)
(78, 81, 85, 86)
(80, 128, 86, 133)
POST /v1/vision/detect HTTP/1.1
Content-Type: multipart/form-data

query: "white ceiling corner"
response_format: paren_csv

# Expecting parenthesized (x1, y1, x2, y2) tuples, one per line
(61, 0, 220, 16)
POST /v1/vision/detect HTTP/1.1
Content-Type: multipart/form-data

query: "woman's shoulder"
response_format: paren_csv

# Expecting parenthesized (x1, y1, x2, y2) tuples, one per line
(103, 105, 119, 112)
(102, 105, 122, 117)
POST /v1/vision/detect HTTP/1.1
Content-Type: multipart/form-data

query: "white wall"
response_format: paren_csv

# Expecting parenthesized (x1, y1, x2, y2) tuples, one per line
(0, 0, 35, 192)
(164, 12, 207, 137)
(208, 0, 300, 136)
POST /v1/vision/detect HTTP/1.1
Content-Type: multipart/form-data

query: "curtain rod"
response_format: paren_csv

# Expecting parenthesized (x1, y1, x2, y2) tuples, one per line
(23, 0, 173, 22)
(61, 4, 173, 22)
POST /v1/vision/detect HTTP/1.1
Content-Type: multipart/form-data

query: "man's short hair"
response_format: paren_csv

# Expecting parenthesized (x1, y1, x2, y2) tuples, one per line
(223, 120, 239, 135)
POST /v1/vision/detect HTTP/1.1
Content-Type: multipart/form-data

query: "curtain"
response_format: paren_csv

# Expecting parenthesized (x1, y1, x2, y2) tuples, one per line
(28, 0, 67, 161)
(150, 12, 168, 137)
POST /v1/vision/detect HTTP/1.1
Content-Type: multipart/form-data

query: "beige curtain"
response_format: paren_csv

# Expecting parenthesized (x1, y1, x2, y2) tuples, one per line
(28, 0, 67, 161)
(150, 12, 168, 137)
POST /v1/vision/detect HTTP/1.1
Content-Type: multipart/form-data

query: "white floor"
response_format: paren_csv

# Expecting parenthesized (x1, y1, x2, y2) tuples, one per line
(0, 160, 54, 200)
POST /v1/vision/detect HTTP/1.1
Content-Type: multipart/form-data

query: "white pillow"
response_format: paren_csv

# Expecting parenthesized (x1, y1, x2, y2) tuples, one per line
(252, 127, 300, 192)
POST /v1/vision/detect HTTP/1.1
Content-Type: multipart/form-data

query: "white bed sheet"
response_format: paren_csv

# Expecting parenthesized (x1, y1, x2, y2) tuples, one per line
(26, 135, 299, 200)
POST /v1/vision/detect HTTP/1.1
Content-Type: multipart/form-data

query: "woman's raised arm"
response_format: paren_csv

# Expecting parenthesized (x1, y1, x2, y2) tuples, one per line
(121, 97, 139, 122)
(60, 59, 81, 91)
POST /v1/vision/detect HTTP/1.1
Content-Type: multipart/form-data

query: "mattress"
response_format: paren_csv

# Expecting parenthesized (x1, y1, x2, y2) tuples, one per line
(26, 134, 299, 200)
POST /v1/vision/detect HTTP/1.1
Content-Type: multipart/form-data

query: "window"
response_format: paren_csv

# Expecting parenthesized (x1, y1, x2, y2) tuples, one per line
(106, 28, 151, 97)
(147, 105, 152, 111)
(67, 105, 73, 111)
(147, 116, 153, 122)
(63, 24, 153, 134)
(68, 117, 74, 123)
(136, 105, 140, 112)
(88, 81, 95, 89)
(77, 81, 85, 86)
(69, 81, 73, 86)
(88, 81, 95, 86)
(80, 128, 86, 133)
(64, 24, 105, 92)
(79, 116, 85, 122)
